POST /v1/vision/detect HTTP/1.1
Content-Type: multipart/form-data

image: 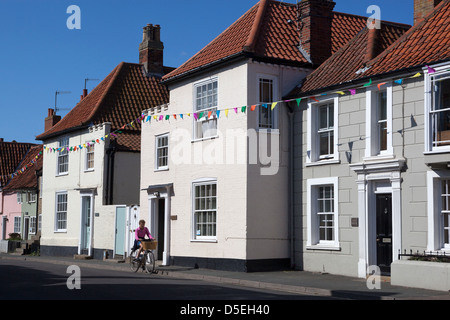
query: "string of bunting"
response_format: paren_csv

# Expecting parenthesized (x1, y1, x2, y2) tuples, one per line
(42, 69, 430, 155)
(0, 150, 43, 181)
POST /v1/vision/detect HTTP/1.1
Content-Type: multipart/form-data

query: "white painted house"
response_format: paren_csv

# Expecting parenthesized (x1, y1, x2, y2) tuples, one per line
(36, 24, 170, 259)
(139, 0, 381, 271)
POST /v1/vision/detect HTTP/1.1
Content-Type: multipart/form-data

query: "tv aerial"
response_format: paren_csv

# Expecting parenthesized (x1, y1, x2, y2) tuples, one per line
(54, 90, 72, 115)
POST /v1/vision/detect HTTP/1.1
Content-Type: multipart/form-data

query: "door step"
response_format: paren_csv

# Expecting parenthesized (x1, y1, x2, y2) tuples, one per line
(74, 254, 92, 260)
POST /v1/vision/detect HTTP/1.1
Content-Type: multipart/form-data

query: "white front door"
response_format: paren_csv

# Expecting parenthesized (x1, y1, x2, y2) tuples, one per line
(80, 194, 93, 255)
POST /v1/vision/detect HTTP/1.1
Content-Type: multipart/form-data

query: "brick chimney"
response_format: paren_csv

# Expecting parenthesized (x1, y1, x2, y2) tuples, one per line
(80, 89, 88, 101)
(414, 0, 442, 24)
(139, 24, 164, 77)
(298, 0, 336, 66)
(45, 108, 61, 132)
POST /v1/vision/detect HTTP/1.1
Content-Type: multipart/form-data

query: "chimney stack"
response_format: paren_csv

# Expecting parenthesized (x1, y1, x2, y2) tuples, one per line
(139, 24, 164, 77)
(298, 0, 336, 66)
(363, 25, 381, 64)
(80, 89, 88, 101)
(414, 0, 442, 24)
(45, 108, 61, 132)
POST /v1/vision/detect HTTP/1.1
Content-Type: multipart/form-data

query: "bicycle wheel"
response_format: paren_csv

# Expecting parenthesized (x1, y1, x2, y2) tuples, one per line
(129, 249, 142, 273)
(145, 250, 156, 274)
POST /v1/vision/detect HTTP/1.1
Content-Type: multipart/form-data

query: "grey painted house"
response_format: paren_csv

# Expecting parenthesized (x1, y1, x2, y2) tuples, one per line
(286, 0, 450, 289)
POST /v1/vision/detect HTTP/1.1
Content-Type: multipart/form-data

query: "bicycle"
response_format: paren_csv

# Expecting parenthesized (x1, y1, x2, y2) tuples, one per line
(129, 240, 158, 274)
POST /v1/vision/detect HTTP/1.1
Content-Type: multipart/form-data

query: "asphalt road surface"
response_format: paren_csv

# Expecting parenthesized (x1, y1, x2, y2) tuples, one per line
(0, 258, 336, 302)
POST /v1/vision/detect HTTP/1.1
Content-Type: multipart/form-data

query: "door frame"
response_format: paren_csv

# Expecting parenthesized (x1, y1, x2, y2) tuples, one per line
(78, 190, 95, 256)
(351, 159, 404, 278)
(145, 183, 173, 266)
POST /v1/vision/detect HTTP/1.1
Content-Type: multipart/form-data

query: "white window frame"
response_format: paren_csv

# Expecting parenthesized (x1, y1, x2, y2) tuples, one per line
(155, 133, 169, 171)
(365, 84, 394, 158)
(55, 191, 68, 232)
(427, 170, 450, 252)
(85, 142, 95, 172)
(17, 192, 22, 204)
(27, 191, 37, 203)
(192, 179, 217, 241)
(57, 137, 69, 175)
(193, 77, 219, 141)
(257, 75, 279, 131)
(13, 216, 21, 234)
(29, 216, 37, 235)
(424, 63, 450, 153)
(306, 96, 339, 165)
(306, 177, 340, 250)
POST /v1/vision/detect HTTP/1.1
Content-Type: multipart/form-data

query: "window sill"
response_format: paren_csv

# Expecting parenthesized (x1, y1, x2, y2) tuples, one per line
(84, 169, 95, 173)
(362, 154, 395, 162)
(191, 239, 217, 243)
(306, 244, 341, 251)
(305, 159, 340, 167)
(424, 149, 450, 155)
(56, 173, 69, 177)
(191, 135, 219, 143)
(154, 168, 169, 172)
(257, 128, 280, 134)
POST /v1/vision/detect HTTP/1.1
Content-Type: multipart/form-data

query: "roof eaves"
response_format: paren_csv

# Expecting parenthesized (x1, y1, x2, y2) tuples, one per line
(161, 52, 249, 85)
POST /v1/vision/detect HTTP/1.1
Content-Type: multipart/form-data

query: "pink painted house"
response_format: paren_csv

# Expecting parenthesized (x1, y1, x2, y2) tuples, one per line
(0, 139, 36, 240)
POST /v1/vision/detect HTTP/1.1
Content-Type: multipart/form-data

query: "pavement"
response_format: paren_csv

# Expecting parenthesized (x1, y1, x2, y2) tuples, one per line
(1, 252, 450, 300)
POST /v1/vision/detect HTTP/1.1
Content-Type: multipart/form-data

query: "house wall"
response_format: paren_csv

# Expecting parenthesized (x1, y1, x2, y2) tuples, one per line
(1, 192, 21, 239)
(293, 75, 435, 278)
(140, 59, 309, 270)
(141, 61, 250, 266)
(40, 123, 135, 258)
(20, 191, 38, 240)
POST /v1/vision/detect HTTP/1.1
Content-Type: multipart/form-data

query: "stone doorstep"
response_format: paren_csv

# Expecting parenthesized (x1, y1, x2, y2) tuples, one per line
(73, 254, 93, 260)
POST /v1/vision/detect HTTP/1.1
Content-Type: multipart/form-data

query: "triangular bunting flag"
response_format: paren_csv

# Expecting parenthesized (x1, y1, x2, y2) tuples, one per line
(271, 102, 278, 110)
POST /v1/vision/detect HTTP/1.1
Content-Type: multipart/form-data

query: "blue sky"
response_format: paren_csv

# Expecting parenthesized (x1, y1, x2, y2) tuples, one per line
(0, 0, 413, 144)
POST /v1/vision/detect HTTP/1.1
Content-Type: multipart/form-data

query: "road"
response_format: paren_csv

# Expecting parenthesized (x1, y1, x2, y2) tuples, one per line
(0, 258, 336, 302)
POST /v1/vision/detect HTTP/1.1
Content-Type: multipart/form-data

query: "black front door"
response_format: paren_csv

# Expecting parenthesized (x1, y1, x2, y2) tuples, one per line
(376, 194, 392, 275)
(158, 199, 165, 260)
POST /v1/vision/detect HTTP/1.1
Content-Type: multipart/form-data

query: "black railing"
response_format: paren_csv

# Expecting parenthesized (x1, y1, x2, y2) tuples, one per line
(398, 249, 450, 263)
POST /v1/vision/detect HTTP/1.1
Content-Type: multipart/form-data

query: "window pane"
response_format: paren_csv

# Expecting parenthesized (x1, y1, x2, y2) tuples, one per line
(432, 78, 450, 147)
(378, 91, 387, 121)
(319, 106, 328, 130)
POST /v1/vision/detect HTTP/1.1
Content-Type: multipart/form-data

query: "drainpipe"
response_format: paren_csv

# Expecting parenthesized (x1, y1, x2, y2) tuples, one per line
(287, 103, 295, 269)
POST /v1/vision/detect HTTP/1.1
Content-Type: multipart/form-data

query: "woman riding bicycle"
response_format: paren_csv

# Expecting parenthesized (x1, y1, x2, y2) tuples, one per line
(134, 220, 154, 260)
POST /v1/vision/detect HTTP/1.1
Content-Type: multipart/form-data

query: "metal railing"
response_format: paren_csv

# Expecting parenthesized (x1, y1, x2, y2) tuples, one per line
(398, 249, 450, 263)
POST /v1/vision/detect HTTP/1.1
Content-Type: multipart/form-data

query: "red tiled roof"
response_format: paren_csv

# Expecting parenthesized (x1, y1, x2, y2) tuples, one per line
(162, 0, 372, 82)
(366, 0, 450, 76)
(0, 141, 37, 187)
(291, 0, 450, 96)
(291, 21, 410, 95)
(4, 145, 43, 191)
(36, 62, 170, 151)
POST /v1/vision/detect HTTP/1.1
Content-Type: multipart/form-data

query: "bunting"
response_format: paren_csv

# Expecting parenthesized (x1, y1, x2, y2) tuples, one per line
(39, 70, 423, 158)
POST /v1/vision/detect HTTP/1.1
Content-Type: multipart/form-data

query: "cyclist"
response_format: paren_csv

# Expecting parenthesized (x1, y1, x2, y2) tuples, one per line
(134, 220, 154, 261)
